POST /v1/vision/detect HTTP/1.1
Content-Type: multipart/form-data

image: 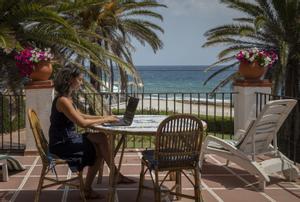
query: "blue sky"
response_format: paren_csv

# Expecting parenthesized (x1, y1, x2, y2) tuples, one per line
(132, 0, 241, 66)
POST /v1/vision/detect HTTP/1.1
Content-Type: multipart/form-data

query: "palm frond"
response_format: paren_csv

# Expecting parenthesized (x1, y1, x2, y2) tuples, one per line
(209, 72, 238, 94)
(56, 0, 106, 13)
(220, 0, 262, 17)
(120, 9, 164, 21)
(204, 37, 266, 48)
(204, 62, 238, 85)
(204, 55, 236, 71)
(233, 17, 254, 23)
(122, 1, 167, 11)
(217, 45, 260, 59)
(0, 24, 17, 52)
(9, 3, 79, 42)
(255, 0, 277, 23)
(122, 19, 163, 51)
(204, 24, 256, 38)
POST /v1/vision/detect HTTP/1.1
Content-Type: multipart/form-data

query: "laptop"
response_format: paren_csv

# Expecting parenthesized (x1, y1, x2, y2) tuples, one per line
(104, 97, 139, 126)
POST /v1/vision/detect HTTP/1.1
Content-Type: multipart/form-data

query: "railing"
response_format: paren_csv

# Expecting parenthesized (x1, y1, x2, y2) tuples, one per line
(0, 92, 236, 152)
(255, 93, 300, 163)
(0, 93, 26, 152)
(76, 92, 236, 148)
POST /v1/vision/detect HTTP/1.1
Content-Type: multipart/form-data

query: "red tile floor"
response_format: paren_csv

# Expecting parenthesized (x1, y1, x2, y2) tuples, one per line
(1, 150, 300, 202)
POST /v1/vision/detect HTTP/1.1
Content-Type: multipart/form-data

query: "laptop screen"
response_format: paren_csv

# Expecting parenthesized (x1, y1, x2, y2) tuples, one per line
(123, 97, 139, 124)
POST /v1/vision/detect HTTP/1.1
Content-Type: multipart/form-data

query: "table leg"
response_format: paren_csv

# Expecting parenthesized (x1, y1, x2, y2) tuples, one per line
(108, 134, 126, 202)
(169, 171, 176, 181)
(114, 135, 126, 156)
(175, 171, 182, 200)
(108, 134, 117, 202)
(116, 134, 126, 174)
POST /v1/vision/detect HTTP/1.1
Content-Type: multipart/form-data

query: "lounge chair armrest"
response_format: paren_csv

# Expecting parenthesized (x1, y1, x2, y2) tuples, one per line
(204, 135, 238, 151)
(234, 120, 256, 141)
(234, 129, 246, 141)
(203, 135, 249, 160)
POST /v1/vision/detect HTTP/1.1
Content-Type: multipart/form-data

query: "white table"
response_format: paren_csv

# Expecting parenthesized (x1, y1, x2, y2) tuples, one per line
(92, 115, 207, 202)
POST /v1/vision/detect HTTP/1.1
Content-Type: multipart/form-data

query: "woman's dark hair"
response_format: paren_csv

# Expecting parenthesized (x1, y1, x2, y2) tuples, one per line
(54, 65, 81, 96)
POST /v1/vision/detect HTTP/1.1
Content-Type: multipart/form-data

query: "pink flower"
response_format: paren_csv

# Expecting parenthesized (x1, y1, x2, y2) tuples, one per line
(15, 47, 53, 78)
(236, 47, 278, 68)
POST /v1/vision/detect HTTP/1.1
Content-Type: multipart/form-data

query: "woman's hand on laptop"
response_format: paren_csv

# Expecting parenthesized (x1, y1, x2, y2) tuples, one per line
(105, 115, 119, 123)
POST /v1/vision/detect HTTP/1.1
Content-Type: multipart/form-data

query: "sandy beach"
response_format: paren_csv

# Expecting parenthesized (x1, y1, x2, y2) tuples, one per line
(111, 97, 234, 117)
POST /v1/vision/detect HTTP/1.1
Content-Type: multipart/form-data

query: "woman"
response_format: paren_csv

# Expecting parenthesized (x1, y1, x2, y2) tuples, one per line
(49, 66, 134, 199)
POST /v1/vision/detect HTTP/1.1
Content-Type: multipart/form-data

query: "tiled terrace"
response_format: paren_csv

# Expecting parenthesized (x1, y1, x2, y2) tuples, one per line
(1, 150, 300, 202)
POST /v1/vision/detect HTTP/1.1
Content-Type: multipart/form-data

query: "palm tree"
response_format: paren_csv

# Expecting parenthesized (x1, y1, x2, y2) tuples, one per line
(203, 0, 300, 98)
(74, 0, 166, 92)
(0, 0, 83, 88)
(203, 0, 300, 162)
(0, 0, 138, 92)
(0, 0, 165, 114)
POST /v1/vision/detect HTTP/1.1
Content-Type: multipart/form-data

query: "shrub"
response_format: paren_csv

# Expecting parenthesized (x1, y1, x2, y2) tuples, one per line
(0, 95, 25, 133)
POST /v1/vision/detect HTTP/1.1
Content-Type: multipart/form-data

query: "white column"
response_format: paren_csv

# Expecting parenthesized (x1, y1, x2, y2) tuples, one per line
(25, 80, 54, 153)
(233, 80, 272, 133)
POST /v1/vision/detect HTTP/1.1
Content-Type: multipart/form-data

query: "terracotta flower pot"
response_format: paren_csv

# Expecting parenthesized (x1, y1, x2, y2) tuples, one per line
(30, 61, 53, 81)
(238, 61, 266, 80)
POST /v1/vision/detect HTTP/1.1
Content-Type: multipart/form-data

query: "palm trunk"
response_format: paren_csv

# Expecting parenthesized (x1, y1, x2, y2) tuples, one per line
(119, 68, 128, 93)
(281, 58, 300, 162)
(109, 59, 114, 92)
(284, 62, 299, 97)
(90, 63, 99, 91)
(102, 32, 114, 93)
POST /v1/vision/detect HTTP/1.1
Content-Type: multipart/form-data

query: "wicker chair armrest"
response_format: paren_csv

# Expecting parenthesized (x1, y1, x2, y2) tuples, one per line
(54, 159, 67, 164)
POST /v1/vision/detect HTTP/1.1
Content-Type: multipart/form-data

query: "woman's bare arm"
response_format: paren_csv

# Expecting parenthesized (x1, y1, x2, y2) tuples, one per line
(77, 109, 118, 121)
(79, 112, 104, 119)
(56, 97, 117, 128)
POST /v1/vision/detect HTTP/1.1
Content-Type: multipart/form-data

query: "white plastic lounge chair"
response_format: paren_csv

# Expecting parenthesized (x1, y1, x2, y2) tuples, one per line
(0, 154, 26, 181)
(0, 157, 8, 182)
(200, 99, 299, 190)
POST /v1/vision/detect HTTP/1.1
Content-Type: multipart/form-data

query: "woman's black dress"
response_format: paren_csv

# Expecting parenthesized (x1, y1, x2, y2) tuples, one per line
(48, 96, 96, 172)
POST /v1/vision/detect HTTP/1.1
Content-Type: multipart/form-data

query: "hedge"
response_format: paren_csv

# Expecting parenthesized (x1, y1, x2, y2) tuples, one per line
(0, 95, 25, 133)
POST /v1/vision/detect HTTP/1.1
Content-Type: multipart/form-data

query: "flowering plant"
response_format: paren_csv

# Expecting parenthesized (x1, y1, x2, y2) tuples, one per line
(14, 47, 54, 78)
(236, 47, 278, 68)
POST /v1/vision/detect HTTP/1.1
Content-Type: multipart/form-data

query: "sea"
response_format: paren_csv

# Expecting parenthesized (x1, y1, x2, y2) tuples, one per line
(131, 65, 236, 93)
(109, 65, 237, 102)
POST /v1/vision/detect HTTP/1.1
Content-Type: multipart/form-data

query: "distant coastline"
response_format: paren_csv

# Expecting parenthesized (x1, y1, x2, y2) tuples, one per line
(125, 65, 235, 93)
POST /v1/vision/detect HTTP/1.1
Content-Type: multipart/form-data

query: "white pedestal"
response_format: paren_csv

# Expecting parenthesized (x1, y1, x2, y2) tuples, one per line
(25, 80, 54, 153)
(233, 80, 272, 133)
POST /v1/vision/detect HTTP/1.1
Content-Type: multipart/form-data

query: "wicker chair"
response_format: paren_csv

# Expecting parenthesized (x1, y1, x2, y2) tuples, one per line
(136, 114, 204, 202)
(27, 109, 86, 202)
